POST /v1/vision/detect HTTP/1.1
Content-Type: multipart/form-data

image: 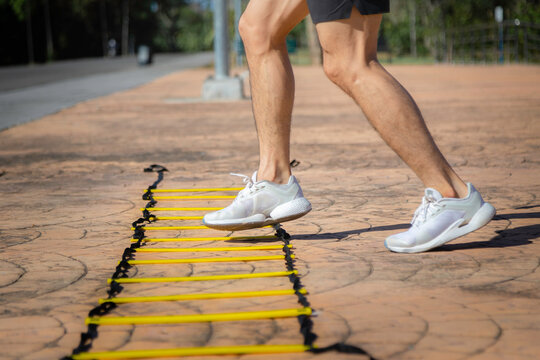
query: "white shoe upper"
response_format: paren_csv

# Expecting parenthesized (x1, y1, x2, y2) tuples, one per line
(386, 183, 485, 249)
(203, 172, 306, 224)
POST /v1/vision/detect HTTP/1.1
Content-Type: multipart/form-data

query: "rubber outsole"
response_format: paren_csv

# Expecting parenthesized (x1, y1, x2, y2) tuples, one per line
(203, 199, 312, 232)
(385, 202, 496, 253)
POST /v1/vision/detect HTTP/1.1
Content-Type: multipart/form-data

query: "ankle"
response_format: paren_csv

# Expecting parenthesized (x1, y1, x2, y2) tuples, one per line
(433, 181, 468, 199)
(257, 165, 291, 184)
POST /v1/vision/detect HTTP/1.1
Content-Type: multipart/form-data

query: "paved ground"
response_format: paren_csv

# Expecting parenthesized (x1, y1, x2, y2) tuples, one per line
(0, 52, 212, 131)
(0, 64, 539, 360)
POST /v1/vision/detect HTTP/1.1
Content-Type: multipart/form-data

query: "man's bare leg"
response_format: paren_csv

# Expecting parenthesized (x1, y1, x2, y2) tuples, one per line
(238, 0, 309, 184)
(315, 8, 468, 198)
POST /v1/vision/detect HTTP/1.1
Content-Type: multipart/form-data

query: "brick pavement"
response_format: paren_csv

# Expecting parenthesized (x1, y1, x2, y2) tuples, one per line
(0, 64, 539, 359)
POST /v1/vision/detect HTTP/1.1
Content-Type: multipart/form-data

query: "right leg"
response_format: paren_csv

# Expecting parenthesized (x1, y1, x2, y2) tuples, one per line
(203, 1, 312, 231)
(238, 0, 309, 184)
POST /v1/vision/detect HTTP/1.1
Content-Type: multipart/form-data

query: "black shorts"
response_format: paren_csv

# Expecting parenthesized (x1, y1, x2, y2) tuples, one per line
(307, 0, 390, 24)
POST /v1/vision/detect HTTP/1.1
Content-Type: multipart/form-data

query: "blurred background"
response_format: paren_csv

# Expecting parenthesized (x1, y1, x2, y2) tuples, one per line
(1, 0, 539, 67)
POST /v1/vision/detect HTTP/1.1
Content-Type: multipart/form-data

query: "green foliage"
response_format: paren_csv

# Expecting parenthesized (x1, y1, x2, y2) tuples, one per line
(381, 0, 540, 59)
(514, 0, 540, 23)
(4, 0, 26, 20)
(2, 0, 540, 65)
(151, 0, 213, 52)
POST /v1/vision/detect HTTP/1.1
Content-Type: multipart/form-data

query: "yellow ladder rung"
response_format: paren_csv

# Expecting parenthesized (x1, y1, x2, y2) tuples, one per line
(72, 344, 311, 359)
(124, 255, 292, 265)
(86, 307, 312, 325)
(147, 188, 243, 193)
(99, 288, 307, 304)
(131, 226, 208, 230)
(132, 235, 278, 242)
(153, 195, 236, 200)
(153, 216, 204, 220)
(134, 245, 290, 253)
(132, 225, 272, 230)
(140, 207, 223, 211)
(107, 270, 297, 284)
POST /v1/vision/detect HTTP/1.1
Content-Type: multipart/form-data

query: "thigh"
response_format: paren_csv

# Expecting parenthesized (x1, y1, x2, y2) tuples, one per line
(242, 0, 309, 39)
(315, 6, 382, 61)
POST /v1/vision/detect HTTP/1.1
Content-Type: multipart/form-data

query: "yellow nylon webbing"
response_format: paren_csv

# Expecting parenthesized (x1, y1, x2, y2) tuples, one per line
(132, 225, 272, 230)
(132, 235, 278, 242)
(153, 216, 203, 220)
(86, 307, 312, 325)
(99, 288, 307, 304)
(140, 207, 223, 211)
(72, 344, 310, 359)
(134, 245, 290, 253)
(131, 225, 208, 230)
(148, 187, 243, 192)
(107, 270, 297, 284)
(153, 195, 235, 200)
(125, 254, 293, 265)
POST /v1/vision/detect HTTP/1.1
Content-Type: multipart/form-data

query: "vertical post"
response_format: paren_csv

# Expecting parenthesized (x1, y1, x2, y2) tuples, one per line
(100, 0, 108, 57)
(514, 20, 519, 63)
(447, 32, 453, 63)
(214, 0, 229, 79)
(202, 0, 243, 100)
(306, 15, 322, 65)
(480, 30, 487, 64)
(122, 0, 130, 56)
(498, 23, 504, 63)
(409, 0, 417, 58)
(43, 0, 54, 61)
(495, 6, 504, 64)
(25, 0, 34, 64)
(234, 0, 243, 67)
(524, 26, 528, 63)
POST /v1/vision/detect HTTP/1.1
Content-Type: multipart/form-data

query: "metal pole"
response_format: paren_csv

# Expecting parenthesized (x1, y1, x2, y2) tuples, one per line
(122, 0, 130, 56)
(498, 23, 504, 63)
(214, 0, 229, 79)
(25, 0, 34, 64)
(234, 0, 243, 67)
(43, 0, 54, 61)
(514, 25, 519, 63)
(524, 26, 528, 63)
(409, 0, 417, 58)
(495, 6, 504, 64)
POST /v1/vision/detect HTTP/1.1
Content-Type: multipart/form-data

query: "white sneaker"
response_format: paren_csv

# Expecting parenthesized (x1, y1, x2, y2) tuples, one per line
(203, 172, 312, 231)
(385, 183, 496, 253)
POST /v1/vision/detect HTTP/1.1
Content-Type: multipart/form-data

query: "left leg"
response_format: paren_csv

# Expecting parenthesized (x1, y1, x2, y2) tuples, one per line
(315, 7, 467, 199)
(313, 6, 495, 252)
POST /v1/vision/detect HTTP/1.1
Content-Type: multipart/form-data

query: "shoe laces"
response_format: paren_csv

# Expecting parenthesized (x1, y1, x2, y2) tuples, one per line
(230, 173, 265, 199)
(411, 193, 443, 227)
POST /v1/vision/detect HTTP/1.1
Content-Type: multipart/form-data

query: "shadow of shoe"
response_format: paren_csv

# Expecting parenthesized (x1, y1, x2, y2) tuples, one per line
(225, 223, 411, 243)
(435, 211, 540, 251)
(291, 223, 410, 241)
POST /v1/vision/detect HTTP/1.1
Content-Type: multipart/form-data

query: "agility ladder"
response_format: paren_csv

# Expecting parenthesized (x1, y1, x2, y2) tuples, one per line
(64, 164, 375, 359)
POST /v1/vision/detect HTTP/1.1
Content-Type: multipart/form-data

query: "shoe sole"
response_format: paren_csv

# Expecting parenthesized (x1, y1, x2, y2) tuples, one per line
(203, 198, 312, 232)
(385, 202, 496, 253)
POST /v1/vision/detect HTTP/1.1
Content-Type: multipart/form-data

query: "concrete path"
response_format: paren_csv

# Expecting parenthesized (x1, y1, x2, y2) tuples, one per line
(0, 64, 539, 360)
(0, 52, 212, 131)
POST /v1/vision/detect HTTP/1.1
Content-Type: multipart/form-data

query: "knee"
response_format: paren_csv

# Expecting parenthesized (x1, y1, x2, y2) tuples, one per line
(322, 53, 354, 89)
(322, 54, 344, 85)
(322, 52, 378, 89)
(239, 12, 284, 56)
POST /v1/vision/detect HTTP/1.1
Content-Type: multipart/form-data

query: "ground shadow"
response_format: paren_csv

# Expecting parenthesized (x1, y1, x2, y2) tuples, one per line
(226, 212, 540, 246)
(292, 223, 410, 241)
(515, 204, 540, 210)
(494, 212, 540, 220)
(226, 223, 410, 243)
(435, 211, 540, 252)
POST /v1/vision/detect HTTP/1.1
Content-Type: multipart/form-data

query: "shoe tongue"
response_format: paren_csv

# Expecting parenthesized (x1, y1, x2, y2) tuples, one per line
(251, 171, 258, 183)
(425, 188, 443, 202)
